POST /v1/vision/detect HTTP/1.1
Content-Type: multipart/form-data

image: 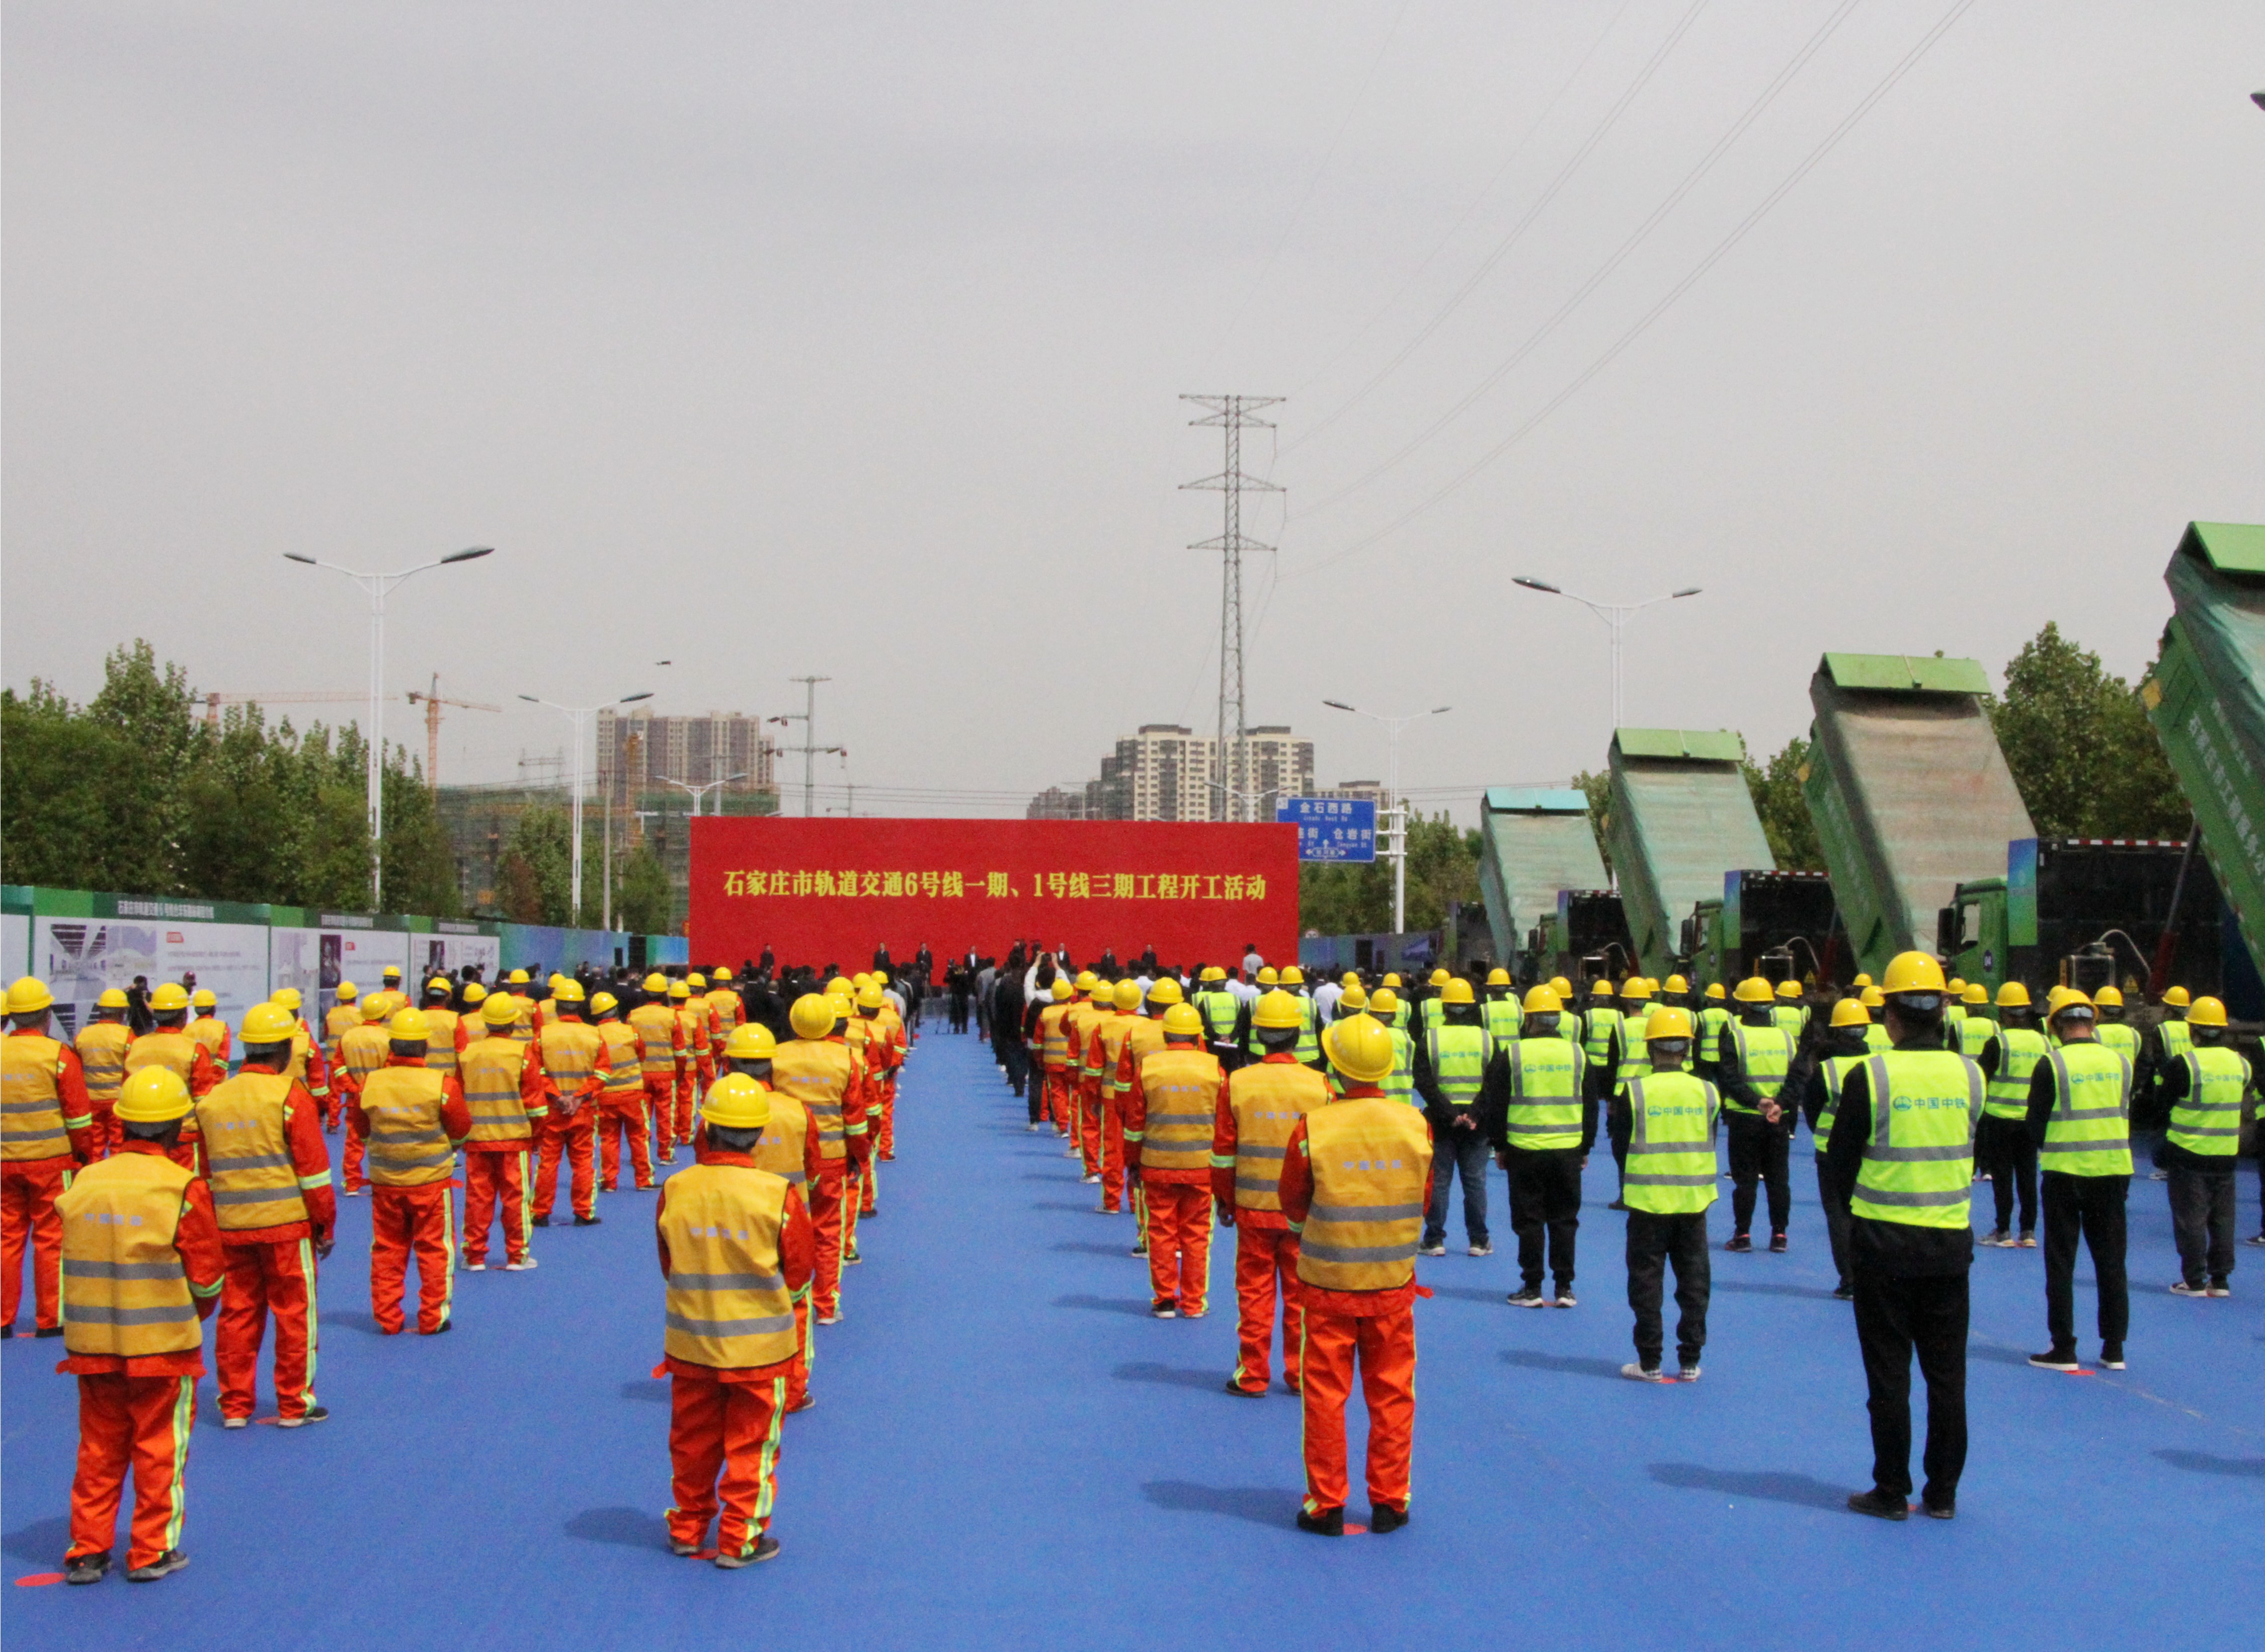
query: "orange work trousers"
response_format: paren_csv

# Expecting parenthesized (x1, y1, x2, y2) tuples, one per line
(2, 1156, 70, 1331)
(668, 1368, 786, 1559)
(643, 1075, 678, 1161)
(597, 1097, 655, 1190)
(461, 1147, 530, 1267)
(1097, 1096, 1127, 1213)
(1078, 1077, 1105, 1174)
(877, 1083, 897, 1159)
(786, 1292, 813, 1410)
(342, 1124, 367, 1192)
(371, 1184, 454, 1333)
(808, 1161, 848, 1318)
(1300, 1304, 1416, 1517)
(674, 1061, 709, 1150)
(68, 1373, 195, 1570)
(216, 1237, 318, 1420)
(1143, 1180, 1212, 1314)
(88, 1101, 121, 1160)
(1231, 1224, 1306, 1395)
(532, 1106, 596, 1221)
(1042, 1067, 1072, 1131)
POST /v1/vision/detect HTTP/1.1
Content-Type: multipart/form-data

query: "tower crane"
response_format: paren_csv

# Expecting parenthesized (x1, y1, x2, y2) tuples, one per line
(406, 675, 502, 789)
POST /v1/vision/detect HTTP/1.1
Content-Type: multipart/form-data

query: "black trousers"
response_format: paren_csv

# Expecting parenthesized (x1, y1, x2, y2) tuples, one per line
(1424, 1128, 1491, 1246)
(1000, 1037, 1030, 1097)
(2042, 1172, 2129, 1348)
(1505, 1146, 1583, 1288)
(1852, 1261, 1968, 1506)
(2167, 1163, 2237, 1285)
(1625, 1209, 1710, 1367)
(1725, 1112, 1790, 1235)
(1815, 1157, 1852, 1289)
(1979, 1114, 2039, 1234)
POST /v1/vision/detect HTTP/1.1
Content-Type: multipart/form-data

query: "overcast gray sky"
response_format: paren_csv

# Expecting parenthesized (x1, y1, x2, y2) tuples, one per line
(7, 1, 2261, 820)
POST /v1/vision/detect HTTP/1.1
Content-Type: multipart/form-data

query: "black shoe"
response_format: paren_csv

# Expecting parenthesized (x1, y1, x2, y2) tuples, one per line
(1369, 1503, 1409, 1534)
(279, 1405, 331, 1428)
(2099, 1342, 2126, 1370)
(1846, 1489, 1909, 1521)
(1224, 1378, 1266, 1397)
(1922, 1499, 1956, 1521)
(1505, 1286, 1545, 1308)
(1832, 1283, 1855, 1300)
(575, 1214, 602, 1226)
(0, 1323, 11, 1339)
(64, 1551, 110, 1585)
(531, 1215, 551, 1228)
(1725, 1234, 1752, 1253)
(1296, 1507, 1345, 1537)
(1606, 1198, 1629, 1211)
(713, 1534, 781, 1567)
(422, 1319, 453, 1335)
(35, 1325, 64, 1338)
(126, 1548, 190, 1582)
(2028, 1346, 2080, 1372)
(1768, 1232, 1788, 1254)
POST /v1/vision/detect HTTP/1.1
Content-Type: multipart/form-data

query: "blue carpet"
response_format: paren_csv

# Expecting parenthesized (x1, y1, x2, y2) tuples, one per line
(5, 1032, 2259, 1649)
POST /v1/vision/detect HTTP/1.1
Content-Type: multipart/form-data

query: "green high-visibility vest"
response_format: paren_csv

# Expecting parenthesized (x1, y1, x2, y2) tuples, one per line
(1427, 1023, 1491, 1109)
(1615, 1006, 1654, 1093)
(2041, 1042, 2132, 1176)
(1504, 1037, 1586, 1151)
(2169, 1045, 2249, 1158)
(2093, 1021, 2140, 1065)
(1862, 1023, 1890, 1053)
(1293, 994, 1321, 1065)
(1771, 1004, 1806, 1045)
(1957, 1014, 1997, 1060)
(1560, 1008, 1585, 1048)
(1379, 1019, 1417, 1107)
(1695, 1005, 1732, 1064)
(1623, 1070, 1720, 1215)
(1419, 998, 1446, 1036)
(1815, 1052, 1866, 1159)
(2157, 1018, 2192, 1064)
(1944, 1003, 1967, 1031)
(1985, 1026, 2047, 1120)
(1196, 988, 1238, 1041)
(1390, 1000, 1412, 1033)
(1583, 1006, 1623, 1066)
(1848, 1050, 1983, 1229)
(1726, 1021, 1793, 1114)
(1482, 995, 1523, 1044)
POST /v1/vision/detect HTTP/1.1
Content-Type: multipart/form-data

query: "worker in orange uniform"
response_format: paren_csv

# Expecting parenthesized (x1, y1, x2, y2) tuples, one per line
(872, 974, 908, 1162)
(705, 969, 743, 1061)
(1033, 978, 1078, 1137)
(4, 977, 96, 1340)
(1064, 973, 1110, 1177)
(185, 990, 231, 1069)
(417, 977, 469, 1078)
(502, 969, 540, 1044)
(324, 982, 362, 1070)
(54, 1065, 224, 1585)
(656, 1075, 814, 1567)
(1115, 978, 1179, 1255)
(531, 979, 608, 1227)
(458, 993, 550, 1271)
(1214, 988, 1330, 1395)
(671, 980, 713, 1160)
(1089, 980, 1145, 1217)
(592, 992, 657, 1192)
(333, 998, 394, 1196)
(769, 993, 869, 1325)
(352, 1008, 470, 1335)
(628, 975, 686, 1162)
(75, 987, 135, 1159)
(122, 984, 221, 1173)
(193, 1002, 336, 1426)
(721, 1028, 823, 1412)
(849, 983, 901, 1221)
(267, 988, 334, 1136)
(1279, 1015, 1433, 1536)
(1123, 1002, 1222, 1317)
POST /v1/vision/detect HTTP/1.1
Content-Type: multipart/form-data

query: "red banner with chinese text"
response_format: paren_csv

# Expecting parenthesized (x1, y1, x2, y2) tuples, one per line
(687, 817, 1299, 976)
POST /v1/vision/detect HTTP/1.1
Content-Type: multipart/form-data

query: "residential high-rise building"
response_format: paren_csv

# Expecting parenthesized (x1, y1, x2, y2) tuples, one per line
(1025, 786, 1087, 820)
(1033, 723, 1313, 823)
(597, 707, 777, 810)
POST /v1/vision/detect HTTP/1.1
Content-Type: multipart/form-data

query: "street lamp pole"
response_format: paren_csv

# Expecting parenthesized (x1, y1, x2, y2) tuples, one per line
(1510, 577, 1702, 731)
(662, 773, 750, 817)
(520, 690, 654, 925)
(284, 546, 493, 904)
(1322, 701, 1451, 935)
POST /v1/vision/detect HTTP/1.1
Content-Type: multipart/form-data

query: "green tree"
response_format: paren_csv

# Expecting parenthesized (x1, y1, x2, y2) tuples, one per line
(1295, 814, 1481, 936)
(1741, 734, 1825, 871)
(613, 844, 673, 935)
(498, 805, 573, 925)
(1569, 770, 1613, 879)
(1990, 623, 2188, 838)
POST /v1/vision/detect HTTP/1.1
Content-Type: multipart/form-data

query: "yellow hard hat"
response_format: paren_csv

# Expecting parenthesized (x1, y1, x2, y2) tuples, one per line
(725, 1023, 778, 1061)
(1253, 989, 1303, 1030)
(191, 988, 216, 1009)
(1441, 978, 1476, 1005)
(1994, 981, 2031, 1009)
(362, 998, 390, 1022)
(547, 972, 567, 990)
(826, 976, 854, 997)
(1830, 998, 1871, 1029)
(1323, 1015, 1396, 1084)
(381, 965, 401, 981)
(1201, 966, 1227, 982)
(1621, 978, 1653, 1002)
(1051, 979, 1074, 1002)
(426, 977, 453, 996)
(643, 973, 670, 993)
(462, 982, 489, 1006)
(1522, 984, 1563, 1014)
(669, 981, 691, 1000)
(1088, 979, 1112, 1001)
(269, 987, 301, 1011)
(1962, 982, 1988, 1006)
(2187, 995, 2228, 1027)
(1161, 1003, 1204, 1038)
(1074, 971, 1098, 992)
(855, 983, 885, 1011)
(1947, 977, 1966, 995)
(873, 970, 890, 986)
(1147, 978, 1185, 1007)
(1704, 982, 1726, 1000)
(687, 972, 707, 990)
(1733, 978, 1774, 1004)
(2092, 984, 2124, 1008)
(117, 1065, 192, 1124)
(1664, 975, 1689, 995)
(241, 1002, 298, 1043)
(701, 1073, 773, 1131)
(1860, 986, 1885, 1009)
(1340, 985, 1369, 1011)
(98, 985, 131, 1011)
(2161, 985, 2191, 1008)
(482, 995, 521, 1026)
(852, 972, 873, 990)
(1368, 987, 1400, 1016)
(1645, 1006, 1694, 1041)
(5, 977, 55, 1015)
(1279, 966, 1305, 986)
(1486, 967, 1512, 987)
(1881, 952, 1947, 997)
(1382, 973, 1402, 988)
(1851, 972, 1874, 989)
(1428, 968, 1449, 987)
(2048, 987, 2094, 1021)
(336, 981, 359, 1001)
(824, 992, 853, 1022)
(789, 994, 838, 1040)
(1776, 979, 1804, 1000)
(1111, 980, 1143, 1012)
(1590, 979, 1615, 999)
(508, 969, 530, 986)
(591, 992, 620, 1017)
(1343, 971, 1362, 989)
(1550, 976, 1572, 997)
(553, 979, 585, 1003)
(1256, 967, 1279, 987)
(389, 1008, 432, 1042)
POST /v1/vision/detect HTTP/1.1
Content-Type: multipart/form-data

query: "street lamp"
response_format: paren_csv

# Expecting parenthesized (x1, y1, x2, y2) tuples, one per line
(284, 546, 493, 904)
(1321, 700, 1451, 935)
(663, 773, 750, 816)
(518, 690, 654, 927)
(1510, 577, 1701, 732)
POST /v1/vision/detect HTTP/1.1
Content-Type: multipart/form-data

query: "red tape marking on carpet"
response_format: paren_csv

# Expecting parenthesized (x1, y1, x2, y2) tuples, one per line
(15, 1574, 64, 1587)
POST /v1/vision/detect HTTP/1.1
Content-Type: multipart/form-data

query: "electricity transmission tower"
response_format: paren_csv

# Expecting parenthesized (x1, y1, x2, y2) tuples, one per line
(1182, 395, 1282, 822)
(768, 676, 843, 818)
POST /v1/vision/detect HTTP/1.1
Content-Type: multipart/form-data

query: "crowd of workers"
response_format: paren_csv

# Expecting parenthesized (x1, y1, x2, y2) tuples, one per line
(0, 957, 918, 1580)
(968, 943, 2254, 1530)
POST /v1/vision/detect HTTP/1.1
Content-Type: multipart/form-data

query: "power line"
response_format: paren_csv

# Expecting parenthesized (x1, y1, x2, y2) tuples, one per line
(1182, 395, 1283, 822)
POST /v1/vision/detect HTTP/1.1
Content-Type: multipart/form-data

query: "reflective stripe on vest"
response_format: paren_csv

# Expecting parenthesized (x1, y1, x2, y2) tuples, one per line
(1696, 1006, 1732, 1065)
(1582, 1006, 1622, 1066)
(749, 1093, 812, 1188)
(1986, 1027, 2047, 1119)
(1295, 1099, 1430, 1291)
(459, 1039, 535, 1143)
(74, 1022, 132, 1103)
(538, 1021, 604, 1091)
(422, 1009, 464, 1077)
(1038, 1005, 1073, 1068)
(1, 1034, 73, 1161)
(2157, 1019, 2193, 1064)
(1615, 1010, 1653, 1093)
(359, 1066, 457, 1187)
(196, 1072, 313, 1225)
(55, 1152, 201, 1357)
(1093, 1017, 1136, 1094)
(1771, 1005, 1806, 1046)
(661, 1164, 797, 1369)
(597, 1023, 644, 1098)
(629, 1006, 679, 1073)
(1426, 1024, 1491, 1109)
(339, 1024, 391, 1089)
(2042, 1043, 2132, 1175)
(1956, 1014, 1997, 1060)
(1727, 1022, 1793, 1112)
(1381, 1023, 1416, 1107)
(2092, 1021, 2138, 1064)
(1849, 1052, 1982, 1229)
(1815, 1054, 1866, 1158)
(1137, 1049, 1224, 1173)
(1196, 989, 1238, 1042)
(126, 1031, 200, 1084)
(1120, 1019, 1168, 1098)
(2169, 1045, 2249, 1158)
(1483, 996, 1524, 1045)
(1504, 1037, 1586, 1150)
(1226, 1060, 1329, 1211)
(1293, 996, 1321, 1065)
(1623, 1071, 1720, 1214)
(769, 1040, 854, 1159)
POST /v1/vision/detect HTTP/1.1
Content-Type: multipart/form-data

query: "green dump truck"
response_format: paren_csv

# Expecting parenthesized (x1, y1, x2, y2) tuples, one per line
(1682, 869, 1839, 990)
(1603, 728, 1774, 979)
(1800, 652, 2035, 979)
(1938, 837, 2225, 999)
(1477, 787, 1607, 978)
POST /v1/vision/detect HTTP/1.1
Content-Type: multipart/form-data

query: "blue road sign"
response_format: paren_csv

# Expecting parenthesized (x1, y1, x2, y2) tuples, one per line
(1276, 797, 1377, 863)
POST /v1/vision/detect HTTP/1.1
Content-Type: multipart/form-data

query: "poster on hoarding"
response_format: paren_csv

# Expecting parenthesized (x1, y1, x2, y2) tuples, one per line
(419, 926, 502, 984)
(688, 817, 1299, 972)
(270, 921, 412, 1025)
(35, 907, 270, 1039)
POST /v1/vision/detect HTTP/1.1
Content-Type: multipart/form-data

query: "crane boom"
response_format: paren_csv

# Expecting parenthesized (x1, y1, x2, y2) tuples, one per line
(403, 674, 501, 788)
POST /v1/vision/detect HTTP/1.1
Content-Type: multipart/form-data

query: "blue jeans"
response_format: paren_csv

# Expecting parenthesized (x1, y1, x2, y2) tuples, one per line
(1424, 1128, 1491, 1246)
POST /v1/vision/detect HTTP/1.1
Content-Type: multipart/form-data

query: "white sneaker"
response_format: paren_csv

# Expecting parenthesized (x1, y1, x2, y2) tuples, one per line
(1080, 1173, 1100, 1185)
(1418, 1242, 1446, 1258)
(505, 1258, 539, 1271)
(464, 1262, 487, 1272)
(1676, 1363, 1703, 1382)
(1620, 1362, 1668, 1382)
(2169, 1280, 2207, 1296)
(1026, 1122, 1043, 1133)
(1468, 1242, 1493, 1257)
(222, 1417, 249, 1430)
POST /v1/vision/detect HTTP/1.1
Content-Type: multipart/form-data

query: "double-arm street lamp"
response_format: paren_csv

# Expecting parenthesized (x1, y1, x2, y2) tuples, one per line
(1510, 577, 1701, 732)
(518, 690, 655, 926)
(1321, 700, 1452, 936)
